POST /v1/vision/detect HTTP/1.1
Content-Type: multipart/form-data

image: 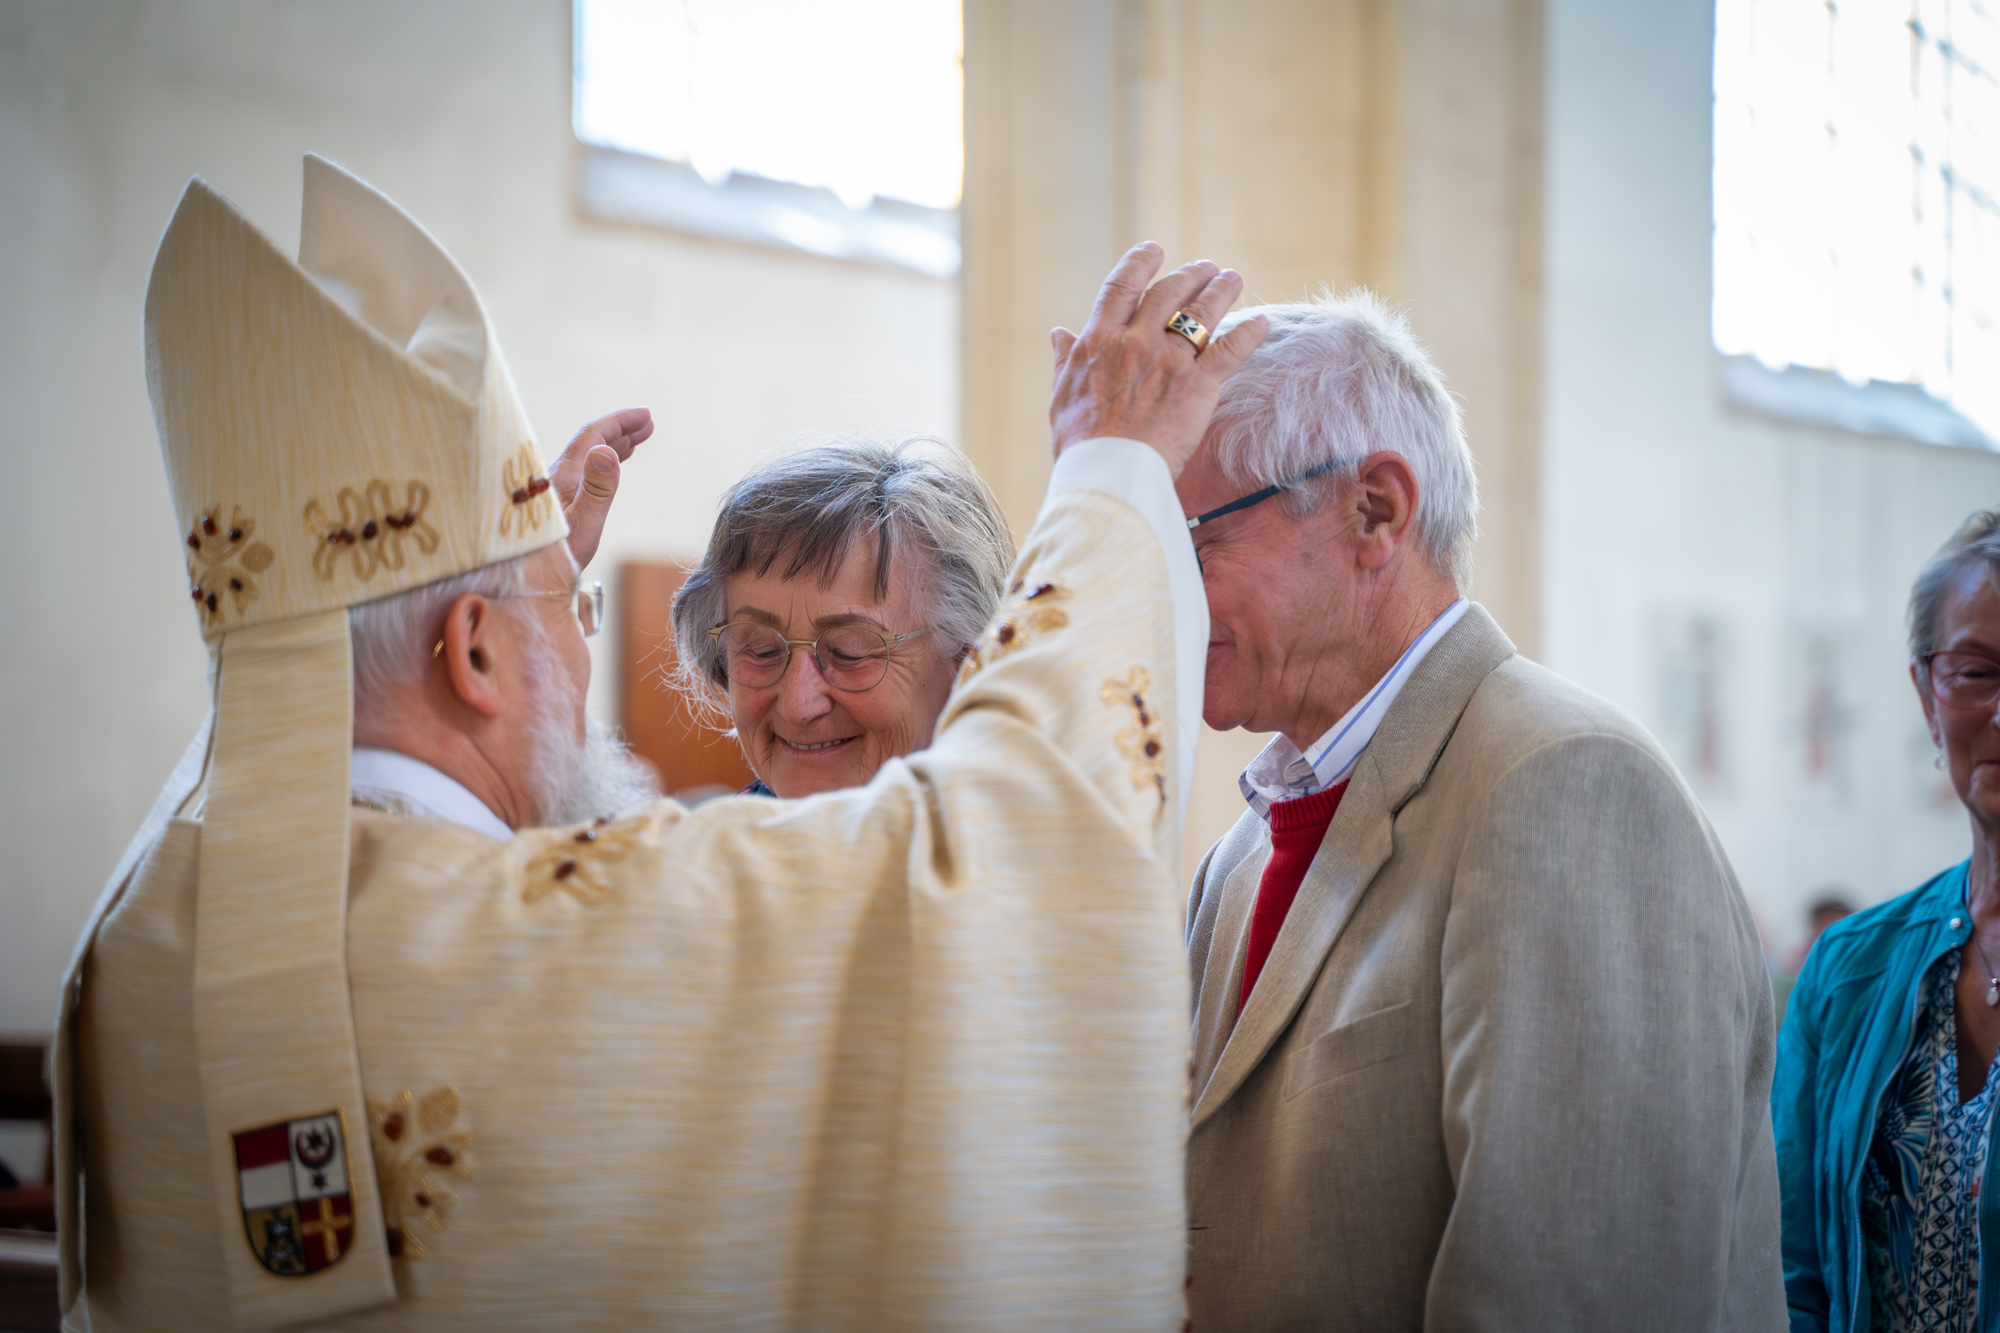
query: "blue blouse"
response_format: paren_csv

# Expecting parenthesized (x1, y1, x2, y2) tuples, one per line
(1772, 861, 2000, 1333)
(1862, 944, 2000, 1332)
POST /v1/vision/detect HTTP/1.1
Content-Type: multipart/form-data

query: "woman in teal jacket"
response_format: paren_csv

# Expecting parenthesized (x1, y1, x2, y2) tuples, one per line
(1777, 510, 2000, 1332)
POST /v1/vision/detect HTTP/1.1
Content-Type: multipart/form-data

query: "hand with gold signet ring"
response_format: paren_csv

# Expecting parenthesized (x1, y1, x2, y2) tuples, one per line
(1047, 243, 1268, 482)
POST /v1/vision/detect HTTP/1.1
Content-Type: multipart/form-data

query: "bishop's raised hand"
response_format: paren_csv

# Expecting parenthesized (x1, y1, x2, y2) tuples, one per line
(550, 406, 654, 570)
(1048, 243, 1268, 480)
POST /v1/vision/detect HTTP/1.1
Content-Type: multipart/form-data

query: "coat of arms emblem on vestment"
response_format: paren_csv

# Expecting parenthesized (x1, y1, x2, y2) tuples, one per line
(232, 1110, 357, 1276)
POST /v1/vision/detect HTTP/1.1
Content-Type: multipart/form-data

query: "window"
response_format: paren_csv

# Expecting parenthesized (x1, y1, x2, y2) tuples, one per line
(573, 0, 964, 276)
(1714, 0, 1999, 446)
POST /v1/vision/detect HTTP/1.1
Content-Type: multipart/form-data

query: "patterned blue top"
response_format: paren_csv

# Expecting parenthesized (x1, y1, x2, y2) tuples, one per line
(1862, 949, 2000, 1332)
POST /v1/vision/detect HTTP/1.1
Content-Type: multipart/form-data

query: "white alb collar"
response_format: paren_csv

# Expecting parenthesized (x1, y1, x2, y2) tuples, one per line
(350, 747, 514, 841)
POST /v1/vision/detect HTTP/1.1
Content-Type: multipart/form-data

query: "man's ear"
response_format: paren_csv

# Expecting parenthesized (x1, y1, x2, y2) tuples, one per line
(1352, 451, 1421, 571)
(439, 592, 507, 718)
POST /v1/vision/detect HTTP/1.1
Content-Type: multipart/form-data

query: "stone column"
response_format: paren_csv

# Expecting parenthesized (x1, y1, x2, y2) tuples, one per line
(963, 0, 1545, 868)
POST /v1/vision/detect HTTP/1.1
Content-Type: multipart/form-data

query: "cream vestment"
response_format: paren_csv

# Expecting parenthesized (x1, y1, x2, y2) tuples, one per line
(55, 157, 1204, 1331)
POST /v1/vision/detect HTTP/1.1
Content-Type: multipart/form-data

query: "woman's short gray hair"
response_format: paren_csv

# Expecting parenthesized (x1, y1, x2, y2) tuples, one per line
(1210, 289, 1479, 585)
(1909, 508, 2000, 661)
(670, 434, 1014, 720)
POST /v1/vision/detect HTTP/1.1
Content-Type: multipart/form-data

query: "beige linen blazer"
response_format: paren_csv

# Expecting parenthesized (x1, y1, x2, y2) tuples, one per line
(1184, 606, 1785, 1331)
(61, 485, 1193, 1331)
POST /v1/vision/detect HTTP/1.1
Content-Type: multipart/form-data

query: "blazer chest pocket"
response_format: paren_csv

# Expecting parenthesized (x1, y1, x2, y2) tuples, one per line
(1283, 1001, 1415, 1100)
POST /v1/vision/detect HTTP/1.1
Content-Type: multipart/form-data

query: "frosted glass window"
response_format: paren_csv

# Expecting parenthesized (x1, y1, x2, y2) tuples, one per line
(574, 0, 964, 211)
(1714, 0, 1999, 440)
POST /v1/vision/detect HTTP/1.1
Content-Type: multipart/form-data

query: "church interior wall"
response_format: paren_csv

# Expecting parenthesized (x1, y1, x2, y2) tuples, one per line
(0, 0, 959, 1042)
(1541, 0, 1998, 957)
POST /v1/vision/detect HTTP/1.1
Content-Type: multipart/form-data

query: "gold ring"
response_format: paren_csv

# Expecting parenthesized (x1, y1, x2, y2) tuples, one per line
(1166, 309, 1210, 351)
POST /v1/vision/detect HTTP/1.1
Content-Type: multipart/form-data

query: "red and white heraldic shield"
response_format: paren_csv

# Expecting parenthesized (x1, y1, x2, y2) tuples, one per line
(232, 1110, 357, 1277)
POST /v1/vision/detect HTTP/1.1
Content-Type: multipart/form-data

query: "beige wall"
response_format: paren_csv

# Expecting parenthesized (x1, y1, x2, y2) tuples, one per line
(0, 0, 959, 1035)
(1543, 0, 1999, 953)
(963, 0, 1545, 875)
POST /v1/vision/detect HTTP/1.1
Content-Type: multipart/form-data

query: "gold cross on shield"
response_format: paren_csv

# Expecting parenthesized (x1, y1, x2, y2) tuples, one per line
(301, 1196, 352, 1262)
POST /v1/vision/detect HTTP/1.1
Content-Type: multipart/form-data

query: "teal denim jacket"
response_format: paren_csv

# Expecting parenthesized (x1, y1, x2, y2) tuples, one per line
(1774, 860, 1992, 1333)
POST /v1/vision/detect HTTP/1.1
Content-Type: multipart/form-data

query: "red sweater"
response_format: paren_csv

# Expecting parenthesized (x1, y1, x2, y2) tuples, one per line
(1239, 781, 1348, 1014)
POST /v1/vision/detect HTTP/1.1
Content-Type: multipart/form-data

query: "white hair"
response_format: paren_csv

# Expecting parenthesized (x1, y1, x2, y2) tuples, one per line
(1910, 508, 2000, 661)
(349, 550, 658, 823)
(517, 614, 659, 824)
(348, 554, 536, 721)
(1210, 289, 1479, 586)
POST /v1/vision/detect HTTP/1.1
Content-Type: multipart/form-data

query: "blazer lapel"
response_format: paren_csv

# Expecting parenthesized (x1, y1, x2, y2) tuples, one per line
(1189, 820, 1272, 1105)
(1189, 605, 1516, 1129)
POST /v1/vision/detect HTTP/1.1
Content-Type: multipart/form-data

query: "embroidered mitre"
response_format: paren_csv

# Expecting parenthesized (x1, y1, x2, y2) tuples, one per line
(150, 155, 564, 632)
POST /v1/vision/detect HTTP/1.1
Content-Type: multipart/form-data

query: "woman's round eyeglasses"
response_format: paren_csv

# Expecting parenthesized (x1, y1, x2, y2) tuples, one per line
(1922, 651, 2000, 710)
(709, 621, 932, 693)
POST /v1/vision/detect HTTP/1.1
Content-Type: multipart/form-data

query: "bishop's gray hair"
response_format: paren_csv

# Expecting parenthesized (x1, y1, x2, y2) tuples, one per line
(349, 554, 535, 719)
(1909, 508, 2000, 662)
(671, 434, 1014, 723)
(1210, 289, 1478, 586)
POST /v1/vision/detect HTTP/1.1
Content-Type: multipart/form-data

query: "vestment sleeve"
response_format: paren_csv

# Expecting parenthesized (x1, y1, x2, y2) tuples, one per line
(1427, 732, 1786, 1331)
(1041, 436, 1207, 825)
(1774, 945, 1834, 1331)
(444, 447, 1198, 1328)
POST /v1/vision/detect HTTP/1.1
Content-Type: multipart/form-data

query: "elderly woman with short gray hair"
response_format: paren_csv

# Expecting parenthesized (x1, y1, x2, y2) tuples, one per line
(672, 435, 1014, 798)
(1777, 508, 2000, 1332)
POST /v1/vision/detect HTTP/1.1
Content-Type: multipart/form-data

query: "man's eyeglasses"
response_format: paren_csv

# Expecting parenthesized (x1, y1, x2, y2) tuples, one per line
(1185, 458, 1344, 532)
(504, 579, 605, 638)
(1921, 651, 2000, 710)
(709, 621, 932, 693)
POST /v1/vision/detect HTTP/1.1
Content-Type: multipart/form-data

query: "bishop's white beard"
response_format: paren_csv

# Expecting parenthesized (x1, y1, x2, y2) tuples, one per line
(520, 631, 660, 828)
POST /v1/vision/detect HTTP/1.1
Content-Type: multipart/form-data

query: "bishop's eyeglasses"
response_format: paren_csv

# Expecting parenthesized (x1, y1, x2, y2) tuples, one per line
(504, 578, 605, 638)
(709, 621, 933, 693)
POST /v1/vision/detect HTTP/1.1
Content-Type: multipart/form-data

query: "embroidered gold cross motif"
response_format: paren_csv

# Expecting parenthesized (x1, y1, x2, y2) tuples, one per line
(1103, 666, 1168, 819)
(959, 578, 1071, 684)
(524, 814, 644, 906)
(500, 445, 555, 535)
(368, 1086, 473, 1261)
(185, 506, 275, 626)
(304, 479, 439, 581)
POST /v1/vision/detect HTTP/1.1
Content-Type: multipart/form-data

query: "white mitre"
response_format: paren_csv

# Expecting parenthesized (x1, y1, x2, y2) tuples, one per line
(153, 154, 565, 627)
(127, 155, 565, 1328)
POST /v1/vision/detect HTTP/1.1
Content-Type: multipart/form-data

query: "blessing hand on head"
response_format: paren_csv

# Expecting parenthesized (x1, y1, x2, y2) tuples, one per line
(1048, 243, 1269, 480)
(550, 407, 655, 571)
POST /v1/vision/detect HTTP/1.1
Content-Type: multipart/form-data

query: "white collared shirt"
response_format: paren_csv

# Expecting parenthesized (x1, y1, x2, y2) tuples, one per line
(1238, 599, 1469, 821)
(350, 746, 514, 841)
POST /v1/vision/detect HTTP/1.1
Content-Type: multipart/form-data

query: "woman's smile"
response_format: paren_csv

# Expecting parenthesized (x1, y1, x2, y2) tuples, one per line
(778, 734, 859, 754)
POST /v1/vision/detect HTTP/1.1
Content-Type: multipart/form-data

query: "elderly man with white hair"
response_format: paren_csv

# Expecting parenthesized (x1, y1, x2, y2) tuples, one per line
(1171, 292, 1785, 1329)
